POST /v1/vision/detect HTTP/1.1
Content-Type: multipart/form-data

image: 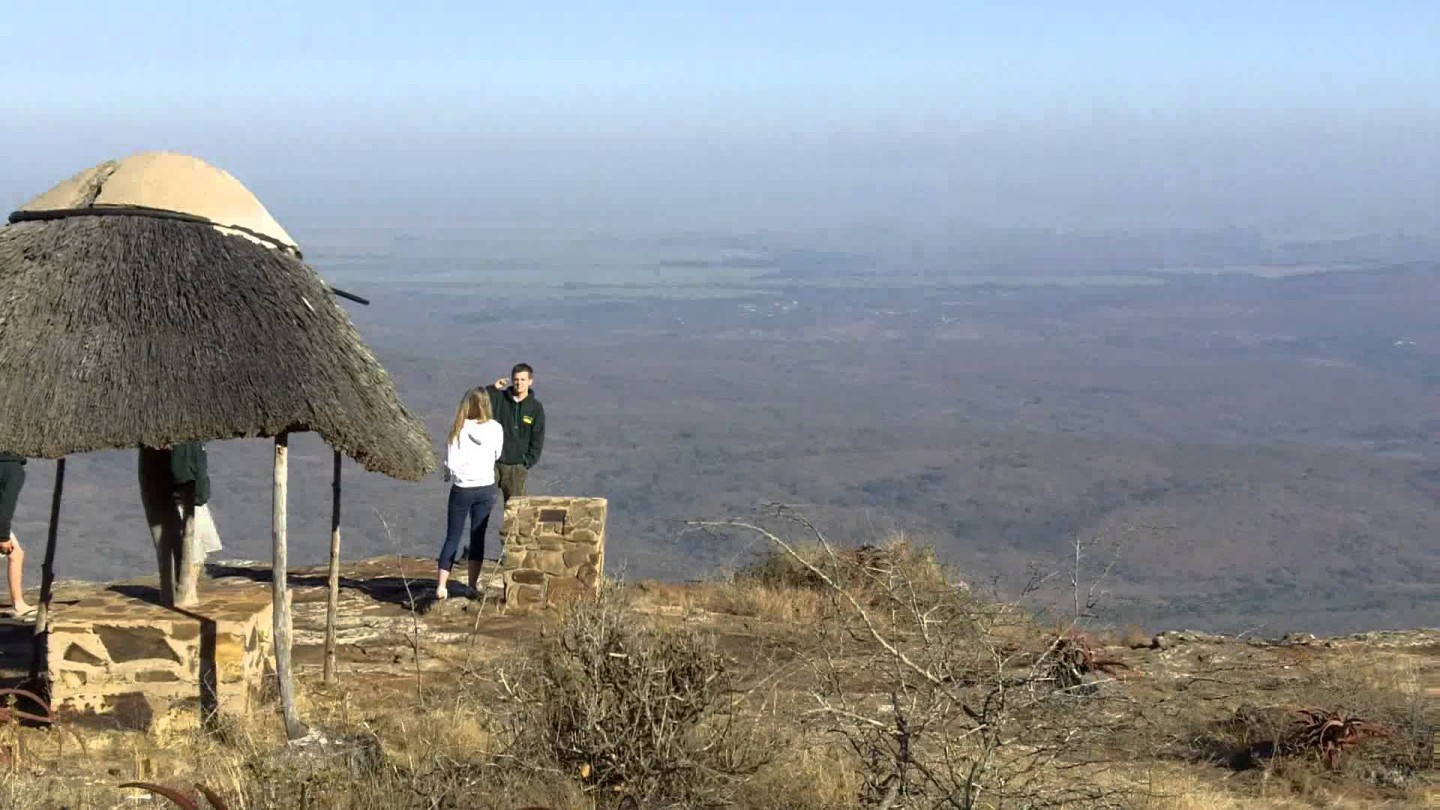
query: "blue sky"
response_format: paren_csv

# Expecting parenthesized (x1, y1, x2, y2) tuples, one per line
(2, 2, 1437, 232)
(6, 2, 1436, 120)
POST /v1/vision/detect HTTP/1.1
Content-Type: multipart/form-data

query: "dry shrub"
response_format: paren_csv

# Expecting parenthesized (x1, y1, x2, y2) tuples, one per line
(626, 577, 829, 625)
(732, 737, 864, 810)
(1106, 764, 1328, 810)
(0, 669, 591, 810)
(736, 539, 834, 590)
(738, 535, 951, 598)
(356, 696, 495, 769)
(508, 586, 770, 808)
(697, 580, 829, 623)
(701, 513, 1137, 809)
(0, 773, 114, 809)
(735, 535, 972, 642)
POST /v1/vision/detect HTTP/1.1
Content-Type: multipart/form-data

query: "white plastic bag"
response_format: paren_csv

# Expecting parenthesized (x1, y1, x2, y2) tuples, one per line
(178, 502, 224, 558)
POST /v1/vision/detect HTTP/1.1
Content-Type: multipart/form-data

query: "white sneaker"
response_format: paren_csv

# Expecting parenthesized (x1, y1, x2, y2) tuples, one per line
(435, 585, 448, 600)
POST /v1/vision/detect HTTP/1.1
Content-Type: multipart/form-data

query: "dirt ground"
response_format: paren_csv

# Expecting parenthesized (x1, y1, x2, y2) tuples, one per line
(0, 553, 1433, 808)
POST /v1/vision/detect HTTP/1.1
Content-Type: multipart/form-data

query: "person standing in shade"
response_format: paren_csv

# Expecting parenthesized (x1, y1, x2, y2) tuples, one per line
(437, 388, 503, 599)
(0, 453, 33, 618)
(139, 440, 221, 606)
(169, 441, 222, 560)
(487, 362, 546, 505)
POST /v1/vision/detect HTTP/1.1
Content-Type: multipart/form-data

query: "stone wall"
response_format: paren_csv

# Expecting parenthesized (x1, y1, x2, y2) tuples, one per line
(499, 496, 607, 607)
(45, 579, 275, 731)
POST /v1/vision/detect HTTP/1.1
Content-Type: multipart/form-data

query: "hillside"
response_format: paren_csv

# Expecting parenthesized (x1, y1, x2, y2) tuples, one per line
(1, 542, 1434, 809)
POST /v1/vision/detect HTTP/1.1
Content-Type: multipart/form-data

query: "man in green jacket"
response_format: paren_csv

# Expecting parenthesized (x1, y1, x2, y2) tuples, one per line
(139, 440, 219, 606)
(486, 362, 547, 503)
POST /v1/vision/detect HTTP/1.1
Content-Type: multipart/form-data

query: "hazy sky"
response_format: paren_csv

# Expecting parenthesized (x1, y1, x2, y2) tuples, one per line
(2, 2, 1437, 235)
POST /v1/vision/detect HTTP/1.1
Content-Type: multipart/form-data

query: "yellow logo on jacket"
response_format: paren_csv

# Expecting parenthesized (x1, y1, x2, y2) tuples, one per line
(522, 416, 534, 424)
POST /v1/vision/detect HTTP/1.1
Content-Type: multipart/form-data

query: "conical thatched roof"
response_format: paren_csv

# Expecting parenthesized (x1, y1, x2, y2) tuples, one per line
(0, 152, 435, 480)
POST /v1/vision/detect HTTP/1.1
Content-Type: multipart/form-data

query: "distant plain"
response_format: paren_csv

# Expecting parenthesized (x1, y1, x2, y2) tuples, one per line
(16, 225, 1440, 635)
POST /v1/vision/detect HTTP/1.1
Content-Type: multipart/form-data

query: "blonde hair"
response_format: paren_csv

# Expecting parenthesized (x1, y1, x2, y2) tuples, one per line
(447, 388, 494, 446)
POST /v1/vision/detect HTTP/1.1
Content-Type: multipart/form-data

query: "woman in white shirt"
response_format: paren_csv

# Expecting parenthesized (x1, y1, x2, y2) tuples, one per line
(436, 387, 504, 599)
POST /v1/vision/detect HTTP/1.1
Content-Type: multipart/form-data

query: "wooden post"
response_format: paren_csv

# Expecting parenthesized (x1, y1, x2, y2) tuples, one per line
(28, 458, 64, 683)
(272, 433, 304, 740)
(323, 448, 342, 684)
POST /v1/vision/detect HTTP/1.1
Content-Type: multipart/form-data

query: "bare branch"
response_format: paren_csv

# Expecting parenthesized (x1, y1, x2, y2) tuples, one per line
(688, 519, 947, 688)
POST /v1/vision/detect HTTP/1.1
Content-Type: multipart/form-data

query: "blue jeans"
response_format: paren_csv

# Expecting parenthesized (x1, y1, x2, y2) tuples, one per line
(438, 484, 498, 572)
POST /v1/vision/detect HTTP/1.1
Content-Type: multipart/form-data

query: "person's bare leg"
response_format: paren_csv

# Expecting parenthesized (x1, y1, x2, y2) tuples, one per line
(175, 493, 199, 607)
(435, 566, 451, 599)
(6, 537, 30, 614)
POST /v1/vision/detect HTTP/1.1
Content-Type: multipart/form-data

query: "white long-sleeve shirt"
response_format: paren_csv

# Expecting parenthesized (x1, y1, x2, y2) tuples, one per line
(446, 419, 503, 487)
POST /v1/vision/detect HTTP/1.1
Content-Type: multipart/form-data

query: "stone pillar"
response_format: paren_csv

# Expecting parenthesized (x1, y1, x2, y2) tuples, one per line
(499, 496, 607, 607)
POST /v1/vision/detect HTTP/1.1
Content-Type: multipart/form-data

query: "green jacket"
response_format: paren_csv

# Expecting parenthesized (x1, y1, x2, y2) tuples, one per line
(486, 387, 546, 468)
(170, 441, 211, 506)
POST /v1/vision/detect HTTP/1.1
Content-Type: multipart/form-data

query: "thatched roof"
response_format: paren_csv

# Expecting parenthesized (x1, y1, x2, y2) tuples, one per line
(0, 152, 436, 480)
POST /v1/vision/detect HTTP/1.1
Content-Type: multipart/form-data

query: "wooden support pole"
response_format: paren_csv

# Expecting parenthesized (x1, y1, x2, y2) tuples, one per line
(272, 433, 304, 740)
(323, 448, 342, 684)
(29, 458, 65, 683)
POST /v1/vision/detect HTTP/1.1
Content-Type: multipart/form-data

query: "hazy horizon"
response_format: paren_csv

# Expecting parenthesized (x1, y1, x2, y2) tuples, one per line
(3, 3, 1438, 239)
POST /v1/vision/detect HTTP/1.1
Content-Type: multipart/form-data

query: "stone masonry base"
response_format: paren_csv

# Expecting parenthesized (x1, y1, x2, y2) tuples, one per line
(500, 496, 607, 607)
(45, 578, 276, 732)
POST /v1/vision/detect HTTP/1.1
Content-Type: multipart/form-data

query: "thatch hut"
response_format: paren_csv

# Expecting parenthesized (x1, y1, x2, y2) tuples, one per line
(0, 151, 436, 738)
